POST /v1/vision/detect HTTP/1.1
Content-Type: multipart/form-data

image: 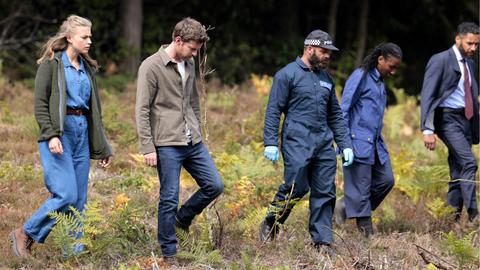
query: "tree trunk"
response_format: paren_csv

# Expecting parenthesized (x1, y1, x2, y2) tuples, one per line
(328, 0, 340, 41)
(119, 0, 143, 75)
(278, 0, 299, 42)
(354, 0, 369, 66)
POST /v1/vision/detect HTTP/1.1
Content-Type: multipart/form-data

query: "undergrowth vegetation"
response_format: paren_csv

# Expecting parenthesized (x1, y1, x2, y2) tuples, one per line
(0, 71, 478, 269)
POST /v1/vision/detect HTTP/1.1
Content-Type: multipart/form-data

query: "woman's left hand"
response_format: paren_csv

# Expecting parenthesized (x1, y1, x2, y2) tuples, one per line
(99, 156, 111, 168)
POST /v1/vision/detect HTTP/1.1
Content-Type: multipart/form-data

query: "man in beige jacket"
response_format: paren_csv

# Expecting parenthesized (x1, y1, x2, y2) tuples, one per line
(135, 17, 223, 263)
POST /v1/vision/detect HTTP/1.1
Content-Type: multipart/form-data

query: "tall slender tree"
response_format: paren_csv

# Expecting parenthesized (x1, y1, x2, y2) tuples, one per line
(119, 0, 143, 75)
(354, 0, 369, 66)
(328, 0, 340, 41)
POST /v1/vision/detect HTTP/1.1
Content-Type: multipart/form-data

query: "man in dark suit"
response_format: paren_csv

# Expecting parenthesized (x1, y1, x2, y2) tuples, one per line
(420, 22, 479, 222)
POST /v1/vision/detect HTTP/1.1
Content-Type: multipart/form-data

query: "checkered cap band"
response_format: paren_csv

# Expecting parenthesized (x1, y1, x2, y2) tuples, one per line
(304, 39, 333, 46)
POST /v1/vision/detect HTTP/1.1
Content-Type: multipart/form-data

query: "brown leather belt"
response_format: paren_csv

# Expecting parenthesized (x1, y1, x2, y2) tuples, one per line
(66, 108, 87, 116)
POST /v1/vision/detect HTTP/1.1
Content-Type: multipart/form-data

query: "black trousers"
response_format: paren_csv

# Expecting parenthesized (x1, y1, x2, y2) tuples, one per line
(437, 109, 478, 212)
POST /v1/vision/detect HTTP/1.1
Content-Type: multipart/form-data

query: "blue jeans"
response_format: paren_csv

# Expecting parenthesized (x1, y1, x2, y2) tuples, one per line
(156, 142, 223, 257)
(24, 115, 90, 243)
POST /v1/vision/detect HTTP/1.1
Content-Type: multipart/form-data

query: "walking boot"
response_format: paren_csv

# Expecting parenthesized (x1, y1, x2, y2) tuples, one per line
(454, 208, 462, 222)
(175, 215, 190, 233)
(10, 227, 33, 257)
(356, 216, 374, 238)
(313, 242, 336, 258)
(334, 197, 346, 226)
(162, 256, 179, 267)
(259, 219, 278, 242)
(468, 208, 478, 223)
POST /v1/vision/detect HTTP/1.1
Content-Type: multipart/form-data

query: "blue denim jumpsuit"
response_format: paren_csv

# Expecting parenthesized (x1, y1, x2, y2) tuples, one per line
(24, 51, 91, 243)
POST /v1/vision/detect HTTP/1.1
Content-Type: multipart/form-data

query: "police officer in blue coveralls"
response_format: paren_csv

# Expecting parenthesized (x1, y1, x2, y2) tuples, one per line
(259, 29, 354, 252)
(335, 43, 402, 237)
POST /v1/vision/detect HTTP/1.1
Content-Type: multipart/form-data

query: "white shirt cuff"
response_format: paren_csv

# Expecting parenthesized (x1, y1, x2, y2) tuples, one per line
(422, 129, 434, 135)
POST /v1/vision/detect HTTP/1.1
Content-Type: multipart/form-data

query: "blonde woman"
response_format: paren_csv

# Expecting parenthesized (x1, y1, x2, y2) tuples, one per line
(10, 15, 112, 257)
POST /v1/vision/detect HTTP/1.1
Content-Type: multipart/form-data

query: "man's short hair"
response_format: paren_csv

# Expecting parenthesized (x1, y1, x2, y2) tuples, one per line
(172, 17, 210, 43)
(457, 22, 480, 36)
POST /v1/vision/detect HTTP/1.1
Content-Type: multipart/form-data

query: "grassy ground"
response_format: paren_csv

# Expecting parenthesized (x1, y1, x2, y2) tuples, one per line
(0, 74, 479, 269)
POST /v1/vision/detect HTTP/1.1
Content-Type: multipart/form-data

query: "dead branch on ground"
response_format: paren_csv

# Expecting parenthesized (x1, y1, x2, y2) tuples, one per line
(415, 244, 457, 270)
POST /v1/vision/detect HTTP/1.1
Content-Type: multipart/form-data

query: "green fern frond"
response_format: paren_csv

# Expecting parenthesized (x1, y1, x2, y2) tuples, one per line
(240, 207, 266, 239)
(176, 212, 224, 267)
(441, 231, 479, 268)
(47, 202, 107, 258)
(426, 198, 455, 220)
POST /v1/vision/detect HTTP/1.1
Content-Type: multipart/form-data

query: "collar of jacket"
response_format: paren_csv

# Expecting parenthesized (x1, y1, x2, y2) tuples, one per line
(295, 56, 310, 70)
(369, 68, 381, 82)
(447, 47, 462, 74)
(158, 44, 194, 67)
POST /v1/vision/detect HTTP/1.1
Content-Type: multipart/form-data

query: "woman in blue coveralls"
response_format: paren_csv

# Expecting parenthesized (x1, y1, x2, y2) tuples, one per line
(10, 15, 112, 257)
(335, 43, 402, 237)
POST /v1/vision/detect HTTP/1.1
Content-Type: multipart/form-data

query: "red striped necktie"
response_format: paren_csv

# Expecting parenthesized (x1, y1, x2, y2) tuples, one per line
(462, 59, 473, 120)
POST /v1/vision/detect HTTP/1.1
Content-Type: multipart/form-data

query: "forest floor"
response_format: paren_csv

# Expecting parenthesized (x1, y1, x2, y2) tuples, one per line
(0, 75, 479, 269)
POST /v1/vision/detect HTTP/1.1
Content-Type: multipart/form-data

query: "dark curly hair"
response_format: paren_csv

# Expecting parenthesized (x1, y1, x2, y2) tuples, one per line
(360, 43, 402, 72)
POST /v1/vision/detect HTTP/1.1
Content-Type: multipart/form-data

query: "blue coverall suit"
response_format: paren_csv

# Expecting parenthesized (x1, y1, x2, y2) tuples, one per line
(264, 57, 351, 244)
(340, 68, 395, 218)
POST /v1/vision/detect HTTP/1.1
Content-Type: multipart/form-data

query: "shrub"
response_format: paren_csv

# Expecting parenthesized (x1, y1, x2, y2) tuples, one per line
(96, 74, 135, 92)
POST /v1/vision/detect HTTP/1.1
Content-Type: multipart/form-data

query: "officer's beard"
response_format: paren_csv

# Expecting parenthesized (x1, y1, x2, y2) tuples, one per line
(309, 52, 329, 71)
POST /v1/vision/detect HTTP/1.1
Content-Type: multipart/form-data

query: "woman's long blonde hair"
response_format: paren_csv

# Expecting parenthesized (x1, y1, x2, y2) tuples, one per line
(37, 15, 98, 70)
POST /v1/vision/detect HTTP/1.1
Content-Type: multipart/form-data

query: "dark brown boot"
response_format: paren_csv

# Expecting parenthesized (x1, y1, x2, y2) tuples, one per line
(356, 217, 374, 238)
(313, 242, 336, 258)
(162, 256, 179, 267)
(468, 208, 478, 223)
(10, 227, 33, 257)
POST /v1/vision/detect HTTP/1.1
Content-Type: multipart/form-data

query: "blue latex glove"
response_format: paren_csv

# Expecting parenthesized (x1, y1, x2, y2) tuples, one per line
(342, 148, 354, 166)
(264, 146, 279, 163)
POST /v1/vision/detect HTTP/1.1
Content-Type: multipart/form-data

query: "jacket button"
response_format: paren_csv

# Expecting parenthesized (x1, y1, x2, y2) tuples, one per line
(352, 134, 355, 138)
(368, 138, 371, 142)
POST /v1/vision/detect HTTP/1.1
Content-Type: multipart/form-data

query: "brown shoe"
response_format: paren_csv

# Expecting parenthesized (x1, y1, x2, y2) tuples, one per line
(162, 256, 179, 268)
(10, 227, 33, 257)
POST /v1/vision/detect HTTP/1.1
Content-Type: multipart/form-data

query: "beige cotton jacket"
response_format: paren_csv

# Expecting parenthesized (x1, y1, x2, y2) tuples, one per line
(135, 45, 202, 154)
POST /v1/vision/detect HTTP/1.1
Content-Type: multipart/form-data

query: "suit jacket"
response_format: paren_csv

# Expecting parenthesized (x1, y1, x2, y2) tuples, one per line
(420, 47, 479, 144)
